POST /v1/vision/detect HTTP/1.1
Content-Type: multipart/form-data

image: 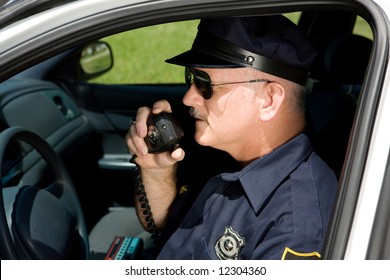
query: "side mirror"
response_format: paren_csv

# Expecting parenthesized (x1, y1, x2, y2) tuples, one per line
(79, 41, 113, 79)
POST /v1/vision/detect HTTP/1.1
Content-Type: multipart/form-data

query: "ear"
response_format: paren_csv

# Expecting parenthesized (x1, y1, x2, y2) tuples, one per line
(258, 82, 285, 122)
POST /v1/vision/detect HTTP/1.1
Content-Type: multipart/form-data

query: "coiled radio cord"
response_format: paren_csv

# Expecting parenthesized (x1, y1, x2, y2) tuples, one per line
(130, 156, 161, 242)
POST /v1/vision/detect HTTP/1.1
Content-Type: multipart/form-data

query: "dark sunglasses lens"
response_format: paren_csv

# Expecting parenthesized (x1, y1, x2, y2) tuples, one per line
(195, 79, 212, 99)
(185, 68, 212, 99)
(185, 68, 192, 87)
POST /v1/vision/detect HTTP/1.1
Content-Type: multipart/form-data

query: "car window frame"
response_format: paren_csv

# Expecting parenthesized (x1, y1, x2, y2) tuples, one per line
(322, 0, 390, 259)
(366, 149, 390, 259)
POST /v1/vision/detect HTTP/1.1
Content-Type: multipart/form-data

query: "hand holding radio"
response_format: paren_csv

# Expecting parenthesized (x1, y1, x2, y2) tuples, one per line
(144, 112, 184, 154)
(127, 106, 185, 168)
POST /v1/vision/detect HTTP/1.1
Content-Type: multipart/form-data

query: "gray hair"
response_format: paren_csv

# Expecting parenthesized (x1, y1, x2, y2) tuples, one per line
(239, 67, 306, 114)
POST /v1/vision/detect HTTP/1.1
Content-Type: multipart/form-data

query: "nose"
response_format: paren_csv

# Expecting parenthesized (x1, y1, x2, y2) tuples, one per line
(183, 83, 204, 107)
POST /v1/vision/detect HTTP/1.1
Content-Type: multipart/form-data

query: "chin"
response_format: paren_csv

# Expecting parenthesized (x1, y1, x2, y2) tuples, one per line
(194, 133, 211, 146)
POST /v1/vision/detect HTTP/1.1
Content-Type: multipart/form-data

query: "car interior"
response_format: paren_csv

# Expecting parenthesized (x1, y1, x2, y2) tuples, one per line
(0, 8, 373, 259)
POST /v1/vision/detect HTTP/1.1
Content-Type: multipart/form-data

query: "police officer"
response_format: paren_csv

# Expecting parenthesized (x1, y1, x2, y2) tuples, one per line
(126, 15, 338, 260)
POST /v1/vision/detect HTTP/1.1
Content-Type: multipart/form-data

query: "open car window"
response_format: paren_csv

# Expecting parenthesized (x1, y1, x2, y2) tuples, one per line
(92, 20, 199, 85)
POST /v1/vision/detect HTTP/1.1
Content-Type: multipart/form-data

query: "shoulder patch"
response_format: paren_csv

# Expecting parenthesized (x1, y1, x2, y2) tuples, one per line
(281, 247, 321, 260)
(179, 185, 188, 194)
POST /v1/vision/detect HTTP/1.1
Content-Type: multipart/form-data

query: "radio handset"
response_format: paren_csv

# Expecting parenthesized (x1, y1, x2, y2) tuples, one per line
(144, 112, 184, 153)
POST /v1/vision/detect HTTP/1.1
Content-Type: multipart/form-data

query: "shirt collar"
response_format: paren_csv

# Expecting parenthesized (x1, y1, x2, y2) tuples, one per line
(220, 133, 313, 213)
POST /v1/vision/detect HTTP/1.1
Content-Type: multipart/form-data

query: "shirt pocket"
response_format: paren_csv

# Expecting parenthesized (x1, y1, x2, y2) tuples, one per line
(190, 237, 215, 260)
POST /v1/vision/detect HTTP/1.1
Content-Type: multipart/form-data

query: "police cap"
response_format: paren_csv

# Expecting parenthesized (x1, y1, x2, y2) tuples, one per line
(166, 15, 317, 85)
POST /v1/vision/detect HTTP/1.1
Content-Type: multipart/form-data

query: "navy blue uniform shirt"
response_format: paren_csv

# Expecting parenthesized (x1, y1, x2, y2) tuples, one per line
(157, 134, 338, 260)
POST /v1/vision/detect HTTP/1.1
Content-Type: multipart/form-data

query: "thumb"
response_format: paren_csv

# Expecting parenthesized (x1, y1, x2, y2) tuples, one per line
(155, 147, 185, 168)
(171, 147, 185, 162)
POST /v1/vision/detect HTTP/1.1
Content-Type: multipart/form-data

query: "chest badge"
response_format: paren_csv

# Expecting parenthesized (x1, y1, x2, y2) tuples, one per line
(215, 226, 245, 260)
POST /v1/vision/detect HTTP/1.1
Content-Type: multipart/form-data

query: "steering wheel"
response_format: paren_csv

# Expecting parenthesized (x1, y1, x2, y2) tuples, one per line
(0, 127, 89, 259)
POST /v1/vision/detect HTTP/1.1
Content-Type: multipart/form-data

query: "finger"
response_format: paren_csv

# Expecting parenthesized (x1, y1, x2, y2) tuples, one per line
(157, 148, 185, 167)
(156, 152, 179, 167)
(171, 147, 185, 162)
(126, 135, 137, 156)
(126, 121, 148, 157)
(152, 99, 172, 114)
(125, 123, 140, 156)
(134, 106, 152, 138)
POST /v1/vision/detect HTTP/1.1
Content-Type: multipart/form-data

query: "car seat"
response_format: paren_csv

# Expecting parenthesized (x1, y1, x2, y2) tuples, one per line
(305, 34, 373, 178)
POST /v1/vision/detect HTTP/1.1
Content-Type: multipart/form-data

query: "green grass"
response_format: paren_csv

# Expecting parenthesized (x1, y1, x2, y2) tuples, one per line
(93, 20, 199, 84)
(353, 16, 373, 40)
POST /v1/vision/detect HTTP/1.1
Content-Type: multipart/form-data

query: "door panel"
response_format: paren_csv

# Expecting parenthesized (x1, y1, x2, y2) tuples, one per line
(88, 83, 188, 132)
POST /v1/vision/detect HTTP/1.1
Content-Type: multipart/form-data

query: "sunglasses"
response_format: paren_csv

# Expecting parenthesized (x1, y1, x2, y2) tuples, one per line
(185, 67, 273, 100)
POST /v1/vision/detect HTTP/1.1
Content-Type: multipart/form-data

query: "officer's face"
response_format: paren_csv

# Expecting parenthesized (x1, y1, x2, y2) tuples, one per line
(183, 67, 264, 157)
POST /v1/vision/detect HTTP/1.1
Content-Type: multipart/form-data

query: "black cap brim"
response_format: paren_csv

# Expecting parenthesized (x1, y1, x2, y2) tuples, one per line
(165, 49, 241, 69)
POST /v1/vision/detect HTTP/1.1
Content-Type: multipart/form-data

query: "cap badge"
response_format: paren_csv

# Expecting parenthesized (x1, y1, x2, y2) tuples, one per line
(245, 56, 255, 64)
(215, 226, 245, 260)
